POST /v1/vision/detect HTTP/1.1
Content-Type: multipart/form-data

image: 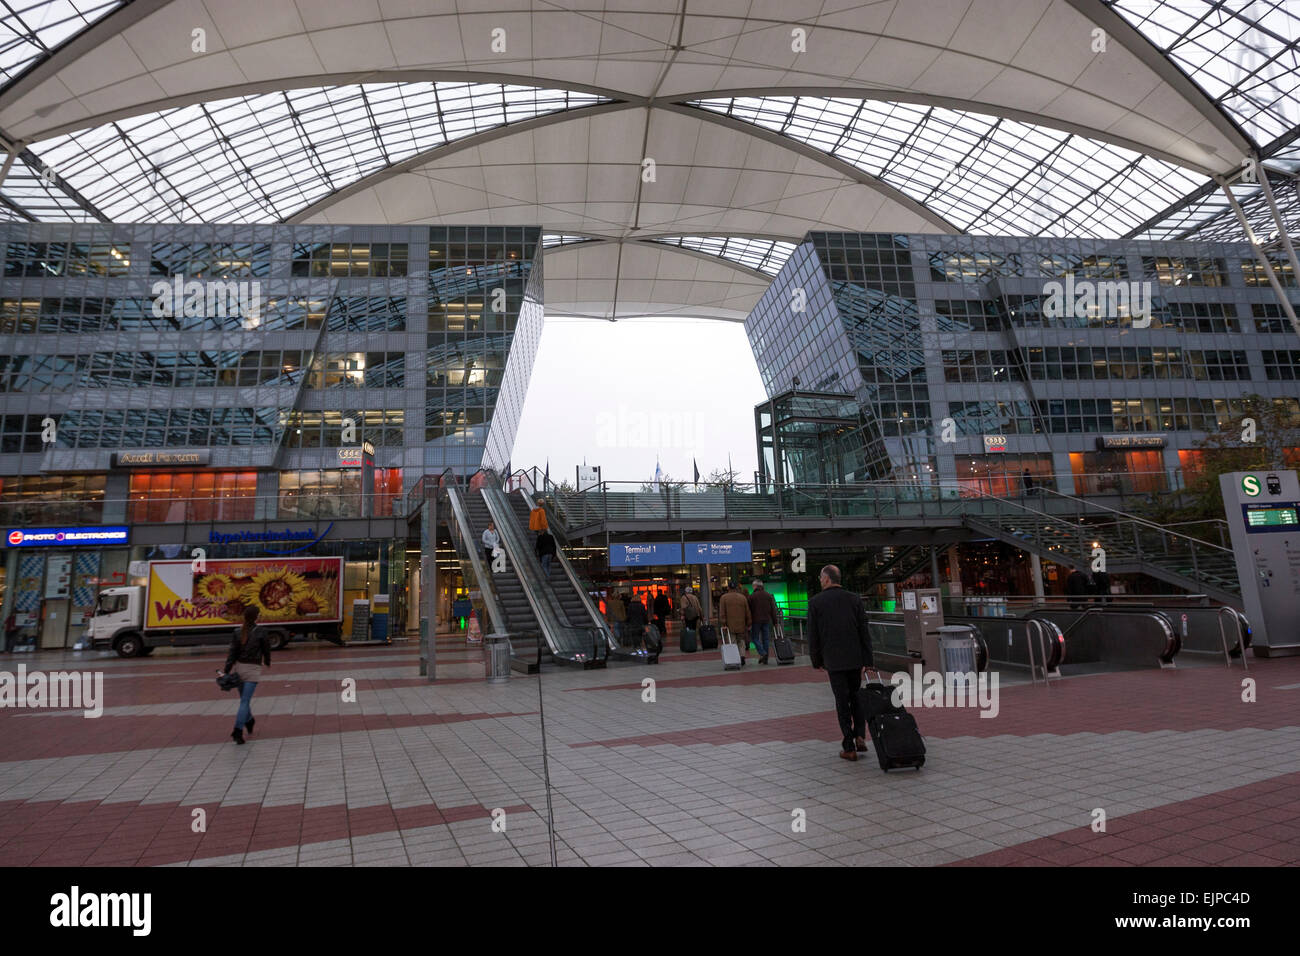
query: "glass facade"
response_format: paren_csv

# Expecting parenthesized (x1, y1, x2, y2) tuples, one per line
(749, 232, 1300, 493)
(0, 222, 544, 509)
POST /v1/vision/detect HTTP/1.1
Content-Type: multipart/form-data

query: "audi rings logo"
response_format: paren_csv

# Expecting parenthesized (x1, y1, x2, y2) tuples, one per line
(7, 531, 21, 545)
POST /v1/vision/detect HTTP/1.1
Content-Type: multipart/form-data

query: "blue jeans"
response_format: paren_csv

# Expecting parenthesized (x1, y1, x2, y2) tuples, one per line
(612, 621, 623, 641)
(751, 621, 771, 656)
(235, 680, 258, 731)
(541, 554, 552, 575)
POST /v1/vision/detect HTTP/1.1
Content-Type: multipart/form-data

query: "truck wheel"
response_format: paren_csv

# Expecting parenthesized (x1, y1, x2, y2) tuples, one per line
(268, 630, 289, 651)
(115, 633, 144, 658)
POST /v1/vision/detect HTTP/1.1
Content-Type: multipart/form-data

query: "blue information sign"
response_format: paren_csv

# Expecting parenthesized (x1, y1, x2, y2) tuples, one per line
(685, 541, 752, 562)
(608, 542, 683, 567)
(6, 526, 129, 548)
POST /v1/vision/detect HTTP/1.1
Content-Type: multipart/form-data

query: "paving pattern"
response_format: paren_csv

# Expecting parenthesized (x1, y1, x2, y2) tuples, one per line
(1, 632, 1296, 867)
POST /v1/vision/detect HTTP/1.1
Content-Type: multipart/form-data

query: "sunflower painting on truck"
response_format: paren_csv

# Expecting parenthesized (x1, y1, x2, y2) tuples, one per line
(145, 558, 343, 628)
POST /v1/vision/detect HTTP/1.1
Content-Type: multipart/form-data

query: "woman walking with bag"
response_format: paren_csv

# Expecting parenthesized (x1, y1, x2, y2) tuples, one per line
(223, 605, 271, 745)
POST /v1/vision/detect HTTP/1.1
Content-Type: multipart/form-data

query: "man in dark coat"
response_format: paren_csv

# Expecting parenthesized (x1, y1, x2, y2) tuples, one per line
(1065, 565, 1091, 609)
(652, 589, 672, 640)
(808, 564, 873, 761)
(1091, 569, 1111, 604)
(747, 580, 780, 664)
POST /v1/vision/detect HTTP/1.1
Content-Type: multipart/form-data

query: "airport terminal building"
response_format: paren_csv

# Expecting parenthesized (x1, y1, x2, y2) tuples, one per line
(752, 232, 1300, 497)
(0, 223, 543, 645)
(1, 222, 1298, 646)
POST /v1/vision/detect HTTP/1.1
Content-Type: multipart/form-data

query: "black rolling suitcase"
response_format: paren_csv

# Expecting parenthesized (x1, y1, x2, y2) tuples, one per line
(862, 669, 925, 772)
(772, 619, 795, 664)
(698, 623, 718, 650)
(644, 623, 662, 664)
(680, 625, 698, 653)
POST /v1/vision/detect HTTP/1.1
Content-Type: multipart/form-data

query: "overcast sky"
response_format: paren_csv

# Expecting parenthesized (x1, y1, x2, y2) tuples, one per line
(512, 317, 767, 487)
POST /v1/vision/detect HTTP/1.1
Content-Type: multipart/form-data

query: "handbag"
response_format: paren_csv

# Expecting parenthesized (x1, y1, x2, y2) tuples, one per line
(216, 670, 243, 692)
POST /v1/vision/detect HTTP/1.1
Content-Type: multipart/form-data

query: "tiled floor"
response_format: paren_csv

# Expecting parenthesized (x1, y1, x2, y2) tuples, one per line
(1, 634, 1297, 866)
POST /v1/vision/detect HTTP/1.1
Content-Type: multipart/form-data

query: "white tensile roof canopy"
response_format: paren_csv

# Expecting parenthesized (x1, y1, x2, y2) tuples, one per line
(0, 0, 1295, 320)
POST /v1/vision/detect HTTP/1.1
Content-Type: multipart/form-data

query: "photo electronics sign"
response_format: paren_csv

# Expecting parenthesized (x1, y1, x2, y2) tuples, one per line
(6, 526, 129, 548)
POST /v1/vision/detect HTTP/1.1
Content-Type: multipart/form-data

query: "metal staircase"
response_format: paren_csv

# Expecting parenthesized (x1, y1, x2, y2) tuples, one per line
(961, 491, 1241, 606)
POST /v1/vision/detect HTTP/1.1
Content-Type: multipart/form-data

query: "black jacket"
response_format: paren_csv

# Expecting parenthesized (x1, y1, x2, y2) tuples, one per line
(625, 598, 647, 626)
(653, 594, 671, 616)
(535, 532, 557, 558)
(225, 625, 272, 672)
(807, 585, 872, 671)
(1065, 570, 1091, 596)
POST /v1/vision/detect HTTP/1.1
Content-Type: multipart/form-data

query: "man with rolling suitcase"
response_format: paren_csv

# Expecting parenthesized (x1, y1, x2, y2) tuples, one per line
(807, 564, 872, 762)
(718, 582, 752, 666)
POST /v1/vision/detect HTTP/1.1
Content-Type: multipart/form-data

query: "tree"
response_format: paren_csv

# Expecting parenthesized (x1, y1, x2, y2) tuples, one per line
(703, 466, 741, 489)
(1138, 394, 1299, 525)
(638, 472, 686, 492)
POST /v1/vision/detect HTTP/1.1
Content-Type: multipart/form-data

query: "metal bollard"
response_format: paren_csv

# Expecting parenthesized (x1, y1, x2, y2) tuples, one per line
(483, 632, 511, 683)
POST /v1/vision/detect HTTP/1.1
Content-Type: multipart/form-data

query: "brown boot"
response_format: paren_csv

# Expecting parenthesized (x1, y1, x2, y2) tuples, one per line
(839, 749, 857, 761)
(855, 736, 868, 752)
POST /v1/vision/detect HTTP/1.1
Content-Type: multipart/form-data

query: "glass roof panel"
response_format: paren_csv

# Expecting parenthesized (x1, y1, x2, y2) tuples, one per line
(17, 82, 609, 223)
(0, 0, 123, 85)
(1104, 0, 1300, 146)
(646, 236, 797, 275)
(692, 96, 1207, 238)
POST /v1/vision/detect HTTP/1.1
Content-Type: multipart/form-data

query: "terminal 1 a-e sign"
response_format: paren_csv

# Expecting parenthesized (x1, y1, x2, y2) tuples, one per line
(608, 541, 752, 567)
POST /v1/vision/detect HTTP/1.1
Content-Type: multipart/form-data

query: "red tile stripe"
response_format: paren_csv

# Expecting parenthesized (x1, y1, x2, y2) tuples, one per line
(945, 771, 1300, 867)
(0, 797, 535, 867)
(573, 658, 1300, 747)
(0, 710, 535, 762)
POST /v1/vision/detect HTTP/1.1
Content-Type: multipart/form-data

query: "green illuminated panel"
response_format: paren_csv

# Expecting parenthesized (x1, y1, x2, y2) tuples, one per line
(1246, 507, 1298, 528)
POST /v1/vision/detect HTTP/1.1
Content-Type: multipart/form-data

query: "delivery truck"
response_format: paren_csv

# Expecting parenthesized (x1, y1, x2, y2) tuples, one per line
(86, 556, 344, 657)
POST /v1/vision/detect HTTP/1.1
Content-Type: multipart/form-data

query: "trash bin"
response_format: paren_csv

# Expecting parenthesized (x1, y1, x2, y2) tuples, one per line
(484, 632, 511, 683)
(938, 625, 978, 675)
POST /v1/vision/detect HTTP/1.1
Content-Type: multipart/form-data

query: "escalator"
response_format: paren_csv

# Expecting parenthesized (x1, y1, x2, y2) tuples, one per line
(453, 485, 551, 668)
(500, 488, 632, 658)
(480, 486, 608, 667)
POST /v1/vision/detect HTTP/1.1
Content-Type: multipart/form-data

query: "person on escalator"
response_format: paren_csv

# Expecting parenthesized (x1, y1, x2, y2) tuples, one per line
(535, 529, 557, 576)
(481, 521, 500, 569)
(529, 498, 549, 537)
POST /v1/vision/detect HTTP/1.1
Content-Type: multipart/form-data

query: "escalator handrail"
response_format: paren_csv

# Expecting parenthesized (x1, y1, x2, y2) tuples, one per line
(481, 486, 592, 663)
(443, 484, 508, 639)
(1026, 605, 1178, 662)
(513, 487, 617, 651)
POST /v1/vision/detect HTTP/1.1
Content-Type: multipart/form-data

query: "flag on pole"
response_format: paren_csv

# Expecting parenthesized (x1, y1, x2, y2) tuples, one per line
(544, 458, 549, 489)
(653, 458, 662, 492)
(693, 457, 700, 488)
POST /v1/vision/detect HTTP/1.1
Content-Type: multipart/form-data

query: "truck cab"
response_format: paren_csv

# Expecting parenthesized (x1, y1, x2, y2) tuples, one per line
(86, 586, 147, 656)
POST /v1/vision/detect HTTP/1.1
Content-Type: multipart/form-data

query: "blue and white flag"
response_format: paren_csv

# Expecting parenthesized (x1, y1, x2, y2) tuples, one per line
(653, 458, 662, 492)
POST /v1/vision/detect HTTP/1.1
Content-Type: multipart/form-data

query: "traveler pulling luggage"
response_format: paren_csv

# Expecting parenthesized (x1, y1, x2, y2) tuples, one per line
(698, 623, 718, 650)
(862, 668, 925, 772)
(720, 627, 743, 670)
(772, 618, 795, 665)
